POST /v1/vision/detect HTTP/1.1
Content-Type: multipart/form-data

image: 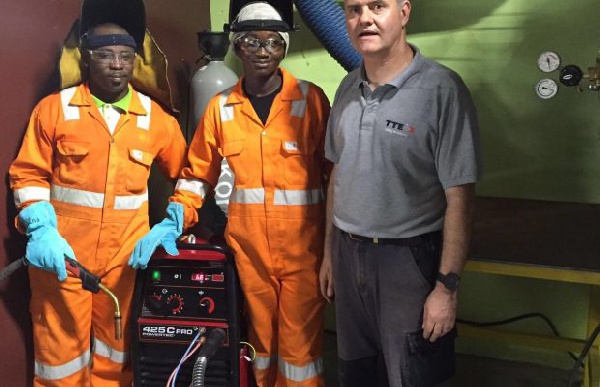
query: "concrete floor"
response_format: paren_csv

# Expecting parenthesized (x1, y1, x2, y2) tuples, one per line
(322, 332, 576, 387)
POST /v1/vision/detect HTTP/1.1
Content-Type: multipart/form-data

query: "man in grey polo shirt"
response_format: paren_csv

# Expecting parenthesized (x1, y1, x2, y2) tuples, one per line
(319, 0, 482, 386)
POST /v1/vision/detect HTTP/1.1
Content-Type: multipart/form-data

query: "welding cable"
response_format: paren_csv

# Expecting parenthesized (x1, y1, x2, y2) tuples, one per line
(457, 313, 578, 361)
(567, 321, 600, 387)
(166, 328, 206, 387)
(190, 328, 227, 387)
(0, 257, 26, 282)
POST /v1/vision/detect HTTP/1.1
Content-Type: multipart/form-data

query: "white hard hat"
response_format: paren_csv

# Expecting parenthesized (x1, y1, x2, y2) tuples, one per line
(232, 1, 290, 56)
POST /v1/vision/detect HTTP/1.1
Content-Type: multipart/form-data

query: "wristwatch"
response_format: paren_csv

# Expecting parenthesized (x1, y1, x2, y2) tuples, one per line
(436, 272, 461, 291)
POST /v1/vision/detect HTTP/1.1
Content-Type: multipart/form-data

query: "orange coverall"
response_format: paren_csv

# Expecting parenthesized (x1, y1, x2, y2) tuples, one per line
(173, 68, 330, 386)
(9, 83, 187, 386)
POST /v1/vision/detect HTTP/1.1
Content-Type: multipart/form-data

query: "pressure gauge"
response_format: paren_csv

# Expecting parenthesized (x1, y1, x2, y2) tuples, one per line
(537, 51, 561, 72)
(535, 78, 558, 99)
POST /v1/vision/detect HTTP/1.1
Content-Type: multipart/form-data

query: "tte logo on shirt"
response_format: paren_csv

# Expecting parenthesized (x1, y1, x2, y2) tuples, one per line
(384, 119, 415, 137)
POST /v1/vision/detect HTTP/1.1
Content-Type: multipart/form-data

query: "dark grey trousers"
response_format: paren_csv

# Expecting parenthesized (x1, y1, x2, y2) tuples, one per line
(331, 227, 454, 387)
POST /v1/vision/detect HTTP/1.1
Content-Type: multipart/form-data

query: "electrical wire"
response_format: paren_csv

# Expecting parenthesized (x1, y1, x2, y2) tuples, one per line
(167, 336, 204, 387)
(567, 321, 600, 387)
(166, 330, 205, 387)
(329, 313, 600, 387)
(457, 313, 578, 362)
(328, 314, 591, 385)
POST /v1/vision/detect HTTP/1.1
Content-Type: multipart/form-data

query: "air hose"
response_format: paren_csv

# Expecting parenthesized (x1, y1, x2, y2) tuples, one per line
(294, 0, 361, 72)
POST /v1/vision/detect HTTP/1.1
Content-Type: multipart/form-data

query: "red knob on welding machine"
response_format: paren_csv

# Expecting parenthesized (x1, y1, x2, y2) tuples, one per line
(166, 294, 184, 315)
(200, 296, 215, 314)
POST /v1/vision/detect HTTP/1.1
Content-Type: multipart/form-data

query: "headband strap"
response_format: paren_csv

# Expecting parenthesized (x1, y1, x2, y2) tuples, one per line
(229, 19, 291, 32)
(84, 34, 137, 50)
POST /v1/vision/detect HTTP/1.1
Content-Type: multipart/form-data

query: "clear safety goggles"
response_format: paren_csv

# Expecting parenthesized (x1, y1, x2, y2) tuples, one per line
(87, 49, 137, 65)
(238, 37, 285, 54)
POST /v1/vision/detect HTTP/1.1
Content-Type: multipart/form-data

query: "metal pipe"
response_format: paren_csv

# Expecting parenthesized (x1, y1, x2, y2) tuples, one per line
(99, 283, 122, 340)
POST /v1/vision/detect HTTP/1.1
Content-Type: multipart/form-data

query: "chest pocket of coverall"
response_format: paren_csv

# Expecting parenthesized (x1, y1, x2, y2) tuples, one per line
(127, 148, 154, 194)
(220, 139, 247, 185)
(280, 139, 316, 185)
(56, 140, 90, 187)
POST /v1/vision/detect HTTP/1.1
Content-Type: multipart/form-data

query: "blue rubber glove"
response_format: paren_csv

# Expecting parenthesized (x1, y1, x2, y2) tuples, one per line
(18, 201, 76, 282)
(129, 202, 184, 269)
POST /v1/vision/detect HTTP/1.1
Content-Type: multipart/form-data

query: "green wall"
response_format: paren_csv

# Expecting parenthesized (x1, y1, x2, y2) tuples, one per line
(410, 0, 600, 204)
(210, 0, 599, 370)
(213, 0, 600, 204)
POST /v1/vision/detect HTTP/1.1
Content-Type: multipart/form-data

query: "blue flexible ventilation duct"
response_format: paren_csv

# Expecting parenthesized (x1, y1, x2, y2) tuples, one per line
(294, 0, 361, 72)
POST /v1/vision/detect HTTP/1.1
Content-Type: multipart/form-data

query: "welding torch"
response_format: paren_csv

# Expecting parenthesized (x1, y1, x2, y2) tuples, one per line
(64, 257, 122, 340)
(0, 256, 122, 340)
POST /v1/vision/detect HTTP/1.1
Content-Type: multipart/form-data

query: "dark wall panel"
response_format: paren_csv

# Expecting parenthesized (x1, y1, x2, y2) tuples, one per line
(0, 1, 210, 385)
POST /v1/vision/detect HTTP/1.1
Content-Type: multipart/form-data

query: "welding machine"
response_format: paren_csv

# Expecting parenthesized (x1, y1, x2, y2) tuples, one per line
(131, 236, 246, 386)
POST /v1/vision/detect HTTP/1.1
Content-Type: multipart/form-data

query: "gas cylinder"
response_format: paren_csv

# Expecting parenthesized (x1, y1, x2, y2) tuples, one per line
(188, 31, 239, 236)
(188, 31, 239, 138)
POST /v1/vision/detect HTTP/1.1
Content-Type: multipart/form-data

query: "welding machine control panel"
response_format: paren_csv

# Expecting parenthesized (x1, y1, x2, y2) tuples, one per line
(141, 261, 228, 321)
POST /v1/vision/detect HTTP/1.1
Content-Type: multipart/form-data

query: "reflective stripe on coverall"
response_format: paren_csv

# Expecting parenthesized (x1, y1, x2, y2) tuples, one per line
(174, 68, 330, 386)
(9, 83, 188, 386)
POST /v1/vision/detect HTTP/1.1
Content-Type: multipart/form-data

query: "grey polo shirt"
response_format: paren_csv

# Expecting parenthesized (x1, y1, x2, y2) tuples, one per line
(325, 44, 482, 238)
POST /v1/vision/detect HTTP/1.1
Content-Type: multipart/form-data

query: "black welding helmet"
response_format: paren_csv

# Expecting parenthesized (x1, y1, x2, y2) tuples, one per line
(59, 0, 175, 111)
(226, 0, 296, 32)
(79, 0, 146, 50)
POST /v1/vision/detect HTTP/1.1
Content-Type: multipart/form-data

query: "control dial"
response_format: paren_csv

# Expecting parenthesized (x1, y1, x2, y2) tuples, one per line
(166, 294, 184, 315)
(145, 292, 169, 315)
(151, 293, 162, 302)
(199, 296, 216, 314)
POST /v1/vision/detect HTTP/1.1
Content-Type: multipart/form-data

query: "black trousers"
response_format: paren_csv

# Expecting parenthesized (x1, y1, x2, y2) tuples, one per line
(332, 227, 455, 387)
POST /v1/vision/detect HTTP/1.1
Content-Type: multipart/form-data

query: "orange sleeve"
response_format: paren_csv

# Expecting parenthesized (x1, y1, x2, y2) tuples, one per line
(153, 108, 189, 181)
(9, 99, 57, 210)
(172, 95, 225, 229)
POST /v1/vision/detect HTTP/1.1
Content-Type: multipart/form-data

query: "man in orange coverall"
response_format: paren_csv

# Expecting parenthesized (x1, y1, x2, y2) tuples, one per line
(129, 2, 331, 386)
(9, 23, 187, 386)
